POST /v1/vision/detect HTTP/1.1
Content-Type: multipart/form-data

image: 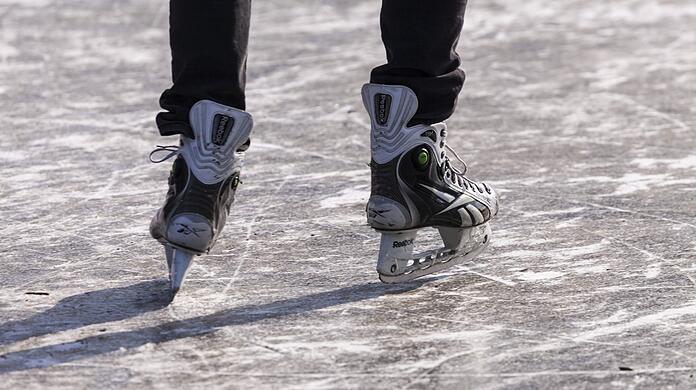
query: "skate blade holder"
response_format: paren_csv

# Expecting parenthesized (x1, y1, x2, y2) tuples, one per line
(376, 224, 491, 283)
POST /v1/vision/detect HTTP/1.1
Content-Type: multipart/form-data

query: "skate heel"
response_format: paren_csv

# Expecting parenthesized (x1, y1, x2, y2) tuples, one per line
(166, 246, 195, 301)
(366, 195, 412, 230)
(166, 213, 213, 254)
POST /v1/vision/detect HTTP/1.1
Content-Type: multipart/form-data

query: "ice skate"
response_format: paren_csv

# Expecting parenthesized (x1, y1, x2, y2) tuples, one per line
(362, 84, 499, 283)
(149, 100, 253, 300)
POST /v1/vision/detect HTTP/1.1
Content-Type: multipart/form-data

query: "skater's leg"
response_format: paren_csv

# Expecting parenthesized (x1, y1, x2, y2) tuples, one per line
(363, 1, 500, 283)
(370, 0, 467, 126)
(156, 0, 252, 137)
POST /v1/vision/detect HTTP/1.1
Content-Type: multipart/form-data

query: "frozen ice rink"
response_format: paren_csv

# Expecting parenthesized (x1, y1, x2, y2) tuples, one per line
(2, 0, 696, 388)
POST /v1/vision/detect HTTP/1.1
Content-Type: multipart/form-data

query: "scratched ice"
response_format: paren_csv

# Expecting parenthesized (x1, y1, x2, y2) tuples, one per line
(1, 0, 696, 388)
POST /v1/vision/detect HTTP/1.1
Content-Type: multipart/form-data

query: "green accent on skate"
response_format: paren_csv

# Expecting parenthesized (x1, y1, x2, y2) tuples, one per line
(417, 149, 430, 168)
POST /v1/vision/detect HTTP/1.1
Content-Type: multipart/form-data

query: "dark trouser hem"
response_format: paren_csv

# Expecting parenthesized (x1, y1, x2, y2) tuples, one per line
(157, 0, 251, 138)
(157, 0, 467, 136)
(370, 0, 468, 126)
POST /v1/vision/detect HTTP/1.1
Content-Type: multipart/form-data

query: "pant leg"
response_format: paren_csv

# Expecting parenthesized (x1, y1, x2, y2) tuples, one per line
(370, 0, 467, 126)
(157, 0, 252, 138)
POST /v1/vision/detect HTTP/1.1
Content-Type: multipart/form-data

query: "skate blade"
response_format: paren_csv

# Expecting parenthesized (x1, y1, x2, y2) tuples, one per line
(168, 247, 196, 301)
(165, 245, 174, 271)
(377, 224, 492, 284)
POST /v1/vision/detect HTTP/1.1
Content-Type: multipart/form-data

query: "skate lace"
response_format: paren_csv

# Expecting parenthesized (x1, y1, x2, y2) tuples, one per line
(149, 145, 180, 163)
(149, 143, 235, 166)
(440, 134, 481, 192)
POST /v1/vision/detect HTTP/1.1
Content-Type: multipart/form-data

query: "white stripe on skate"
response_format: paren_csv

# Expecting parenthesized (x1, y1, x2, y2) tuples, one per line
(419, 183, 456, 202)
(437, 193, 476, 215)
(466, 204, 485, 225)
(458, 208, 473, 226)
(219, 177, 291, 299)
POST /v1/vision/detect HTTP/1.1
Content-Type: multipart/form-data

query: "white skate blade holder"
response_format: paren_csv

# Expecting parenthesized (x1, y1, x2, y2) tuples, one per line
(376, 224, 492, 283)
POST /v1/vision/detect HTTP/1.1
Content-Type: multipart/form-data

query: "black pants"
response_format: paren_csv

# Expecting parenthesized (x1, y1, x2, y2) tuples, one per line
(157, 0, 467, 137)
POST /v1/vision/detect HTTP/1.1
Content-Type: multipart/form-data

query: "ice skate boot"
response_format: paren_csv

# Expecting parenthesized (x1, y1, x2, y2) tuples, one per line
(149, 100, 253, 300)
(362, 84, 499, 283)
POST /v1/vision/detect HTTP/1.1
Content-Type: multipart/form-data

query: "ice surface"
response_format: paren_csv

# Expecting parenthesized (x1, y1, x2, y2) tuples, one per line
(1, 0, 696, 388)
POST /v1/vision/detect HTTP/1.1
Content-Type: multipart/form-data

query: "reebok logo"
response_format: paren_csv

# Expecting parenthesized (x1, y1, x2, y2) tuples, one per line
(392, 238, 413, 248)
(212, 114, 235, 146)
(374, 93, 392, 125)
(368, 207, 389, 217)
(176, 223, 206, 237)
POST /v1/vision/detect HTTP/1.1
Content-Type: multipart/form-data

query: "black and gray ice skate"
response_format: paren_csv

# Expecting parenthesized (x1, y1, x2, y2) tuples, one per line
(362, 83, 500, 283)
(149, 100, 253, 300)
